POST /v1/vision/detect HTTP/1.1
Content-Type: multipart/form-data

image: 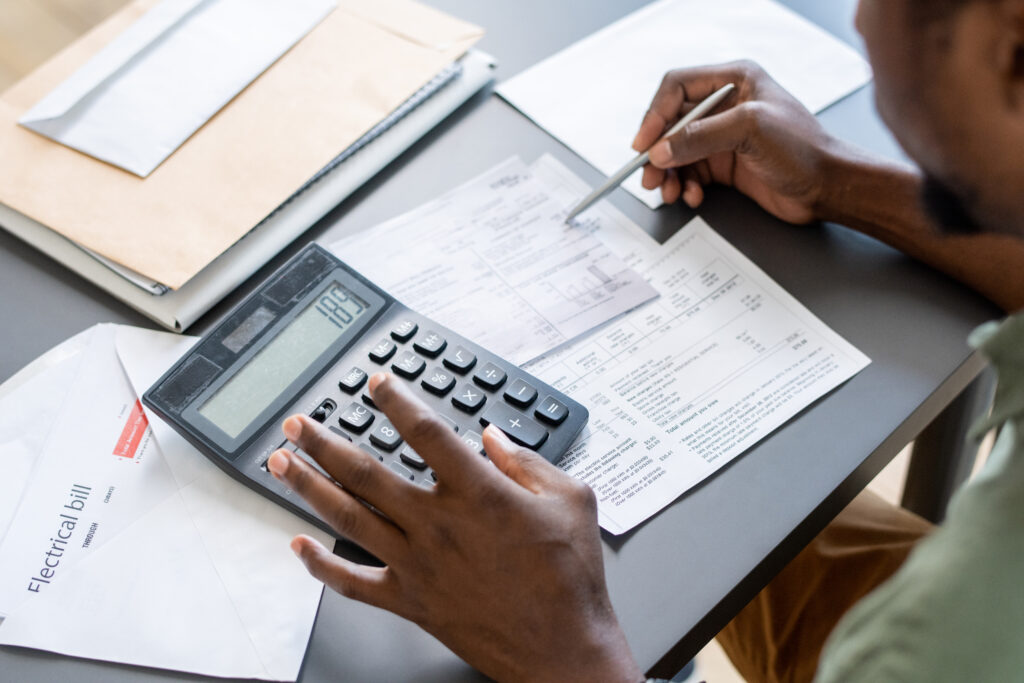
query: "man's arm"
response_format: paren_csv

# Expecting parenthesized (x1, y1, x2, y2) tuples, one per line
(635, 61, 1024, 312)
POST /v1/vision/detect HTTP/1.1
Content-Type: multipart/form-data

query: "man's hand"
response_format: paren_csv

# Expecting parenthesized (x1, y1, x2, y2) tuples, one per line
(266, 373, 641, 683)
(634, 60, 841, 224)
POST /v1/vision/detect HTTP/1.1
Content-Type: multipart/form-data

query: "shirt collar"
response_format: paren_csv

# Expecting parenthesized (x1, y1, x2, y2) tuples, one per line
(969, 312, 1024, 438)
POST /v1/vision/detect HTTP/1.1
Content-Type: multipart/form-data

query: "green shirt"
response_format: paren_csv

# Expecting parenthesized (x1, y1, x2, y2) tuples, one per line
(817, 313, 1024, 681)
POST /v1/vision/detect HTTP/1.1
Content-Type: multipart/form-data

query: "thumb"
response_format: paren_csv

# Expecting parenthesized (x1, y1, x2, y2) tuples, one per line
(648, 104, 752, 170)
(483, 425, 561, 494)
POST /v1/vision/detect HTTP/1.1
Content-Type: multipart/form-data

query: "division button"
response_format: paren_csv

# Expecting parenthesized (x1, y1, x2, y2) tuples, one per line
(369, 339, 397, 364)
(338, 367, 368, 394)
(369, 419, 403, 452)
(421, 367, 456, 396)
(473, 362, 507, 391)
(392, 351, 426, 379)
(338, 402, 375, 434)
(503, 378, 538, 408)
(535, 396, 569, 426)
(413, 331, 447, 358)
(480, 403, 548, 450)
(390, 320, 418, 343)
(443, 346, 477, 373)
(400, 448, 428, 470)
(452, 383, 486, 413)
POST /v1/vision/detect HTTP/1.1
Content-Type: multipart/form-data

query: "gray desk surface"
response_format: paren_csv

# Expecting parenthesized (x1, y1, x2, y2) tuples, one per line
(0, 1, 1000, 680)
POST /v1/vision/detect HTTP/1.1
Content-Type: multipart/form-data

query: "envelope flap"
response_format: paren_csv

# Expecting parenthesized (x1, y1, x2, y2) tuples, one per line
(17, 0, 204, 122)
(338, 0, 483, 50)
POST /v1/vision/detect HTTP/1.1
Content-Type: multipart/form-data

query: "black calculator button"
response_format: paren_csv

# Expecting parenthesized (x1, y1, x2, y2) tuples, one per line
(390, 320, 418, 343)
(400, 448, 428, 470)
(452, 383, 486, 413)
(392, 351, 426, 379)
(473, 363, 507, 391)
(443, 346, 477, 373)
(389, 462, 415, 481)
(369, 419, 403, 451)
(535, 396, 569, 426)
(480, 403, 548, 450)
(439, 414, 460, 433)
(339, 403, 375, 434)
(339, 367, 368, 394)
(369, 339, 396, 364)
(311, 405, 330, 423)
(504, 379, 538, 408)
(413, 331, 447, 358)
(361, 393, 378, 410)
(461, 430, 485, 455)
(422, 367, 456, 396)
(430, 470, 438, 482)
(359, 443, 384, 462)
(328, 425, 353, 442)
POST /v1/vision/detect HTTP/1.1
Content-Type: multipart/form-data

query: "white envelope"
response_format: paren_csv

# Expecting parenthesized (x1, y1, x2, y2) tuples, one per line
(0, 324, 332, 680)
(18, 0, 336, 177)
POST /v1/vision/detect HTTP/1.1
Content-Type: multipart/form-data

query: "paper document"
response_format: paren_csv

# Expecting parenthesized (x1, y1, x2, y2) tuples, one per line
(331, 156, 660, 365)
(0, 325, 332, 679)
(519, 160, 871, 533)
(19, 0, 336, 177)
(0, 0, 484, 288)
(498, 0, 872, 209)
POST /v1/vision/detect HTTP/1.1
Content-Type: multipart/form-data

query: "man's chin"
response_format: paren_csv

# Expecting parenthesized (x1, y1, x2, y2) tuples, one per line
(920, 174, 984, 236)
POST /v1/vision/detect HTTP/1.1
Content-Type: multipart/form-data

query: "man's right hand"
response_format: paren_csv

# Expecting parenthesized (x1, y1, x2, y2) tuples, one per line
(634, 60, 842, 225)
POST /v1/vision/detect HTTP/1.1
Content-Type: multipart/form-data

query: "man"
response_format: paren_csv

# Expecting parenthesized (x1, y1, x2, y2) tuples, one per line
(264, 0, 1024, 680)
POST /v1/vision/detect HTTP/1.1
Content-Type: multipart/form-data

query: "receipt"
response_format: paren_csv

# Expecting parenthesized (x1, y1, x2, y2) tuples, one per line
(331, 156, 659, 365)
(525, 216, 871, 534)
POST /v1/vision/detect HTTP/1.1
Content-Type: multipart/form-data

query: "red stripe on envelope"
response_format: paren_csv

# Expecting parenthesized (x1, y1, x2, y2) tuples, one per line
(113, 400, 148, 459)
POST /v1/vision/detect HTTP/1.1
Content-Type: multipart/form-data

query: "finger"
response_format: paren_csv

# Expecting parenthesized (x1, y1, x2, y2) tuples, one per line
(483, 425, 564, 494)
(641, 163, 665, 191)
(282, 415, 422, 526)
(648, 103, 755, 170)
(679, 167, 705, 208)
(633, 61, 757, 151)
(661, 168, 682, 205)
(268, 449, 408, 560)
(368, 373, 495, 488)
(291, 535, 404, 615)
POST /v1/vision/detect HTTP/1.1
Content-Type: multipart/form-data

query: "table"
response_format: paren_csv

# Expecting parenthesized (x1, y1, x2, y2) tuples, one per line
(0, 0, 1000, 680)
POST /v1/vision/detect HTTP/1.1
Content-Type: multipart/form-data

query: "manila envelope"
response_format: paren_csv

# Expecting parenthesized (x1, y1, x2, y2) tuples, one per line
(0, 0, 483, 289)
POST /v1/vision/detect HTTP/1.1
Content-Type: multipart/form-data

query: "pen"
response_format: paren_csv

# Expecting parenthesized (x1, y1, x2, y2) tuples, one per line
(564, 82, 736, 223)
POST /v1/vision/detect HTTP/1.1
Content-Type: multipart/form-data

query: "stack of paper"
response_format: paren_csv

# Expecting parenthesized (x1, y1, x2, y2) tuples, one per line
(498, 0, 872, 208)
(0, 325, 333, 679)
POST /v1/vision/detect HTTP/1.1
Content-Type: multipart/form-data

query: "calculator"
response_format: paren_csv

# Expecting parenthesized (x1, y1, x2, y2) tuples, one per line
(143, 244, 588, 538)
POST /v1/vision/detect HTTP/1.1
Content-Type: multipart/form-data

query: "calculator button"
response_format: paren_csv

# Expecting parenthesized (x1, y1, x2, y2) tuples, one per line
(328, 425, 353, 442)
(420, 479, 436, 489)
(439, 414, 460, 433)
(390, 320, 418, 343)
(504, 379, 538, 408)
(392, 351, 426, 379)
(369, 339, 396, 364)
(400, 448, 428, 470)
(389, 462, 415, 481)
(422, 367, 456, 396)
(443, 346, 477, 373)
(359, 443, 384, 462)
(535, 396, 569, 426)
(369, 419, 403, 451)
(413, 331, 447, 358)
(461, 431, 485, 455)
(452, 383, 487, 413)
(361, 393, 378, 410)
(338, 403, 375, 434)
(473, 363, 507, 391)
(338, 367, 368, 394)
(311, 405, 330, 423)
(480, 403, 548, 450)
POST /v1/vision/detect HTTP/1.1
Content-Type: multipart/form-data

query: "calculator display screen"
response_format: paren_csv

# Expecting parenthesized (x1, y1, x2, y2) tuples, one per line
(199, 282, 368, 438)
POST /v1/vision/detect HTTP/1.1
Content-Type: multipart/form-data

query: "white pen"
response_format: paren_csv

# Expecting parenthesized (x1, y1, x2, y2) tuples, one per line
(564, 82, 736, 223)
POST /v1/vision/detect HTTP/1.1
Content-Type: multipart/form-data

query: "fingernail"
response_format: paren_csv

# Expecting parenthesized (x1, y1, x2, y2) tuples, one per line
(283, 416, 301, 441)
(289, 536, 304, 558)
(631, 133, 643, 151)
(650, 140, 671, 165)
(485, 424, 512, 446)
(267, 450, 290, 477)
(367, 372, 388, 393)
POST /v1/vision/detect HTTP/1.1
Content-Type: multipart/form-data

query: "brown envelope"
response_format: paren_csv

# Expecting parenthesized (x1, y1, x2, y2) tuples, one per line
(0, 0, 482, 289)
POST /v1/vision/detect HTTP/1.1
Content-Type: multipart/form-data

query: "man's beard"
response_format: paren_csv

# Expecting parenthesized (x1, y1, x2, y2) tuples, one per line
(920, 174, 984, 236)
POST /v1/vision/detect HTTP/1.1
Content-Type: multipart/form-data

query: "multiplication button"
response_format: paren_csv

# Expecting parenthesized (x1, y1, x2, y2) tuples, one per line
(535, 396, 569, 426)
(452, 383, 486, 413)
(390, 320, 418, 342)
(473, 362, 507, 391)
